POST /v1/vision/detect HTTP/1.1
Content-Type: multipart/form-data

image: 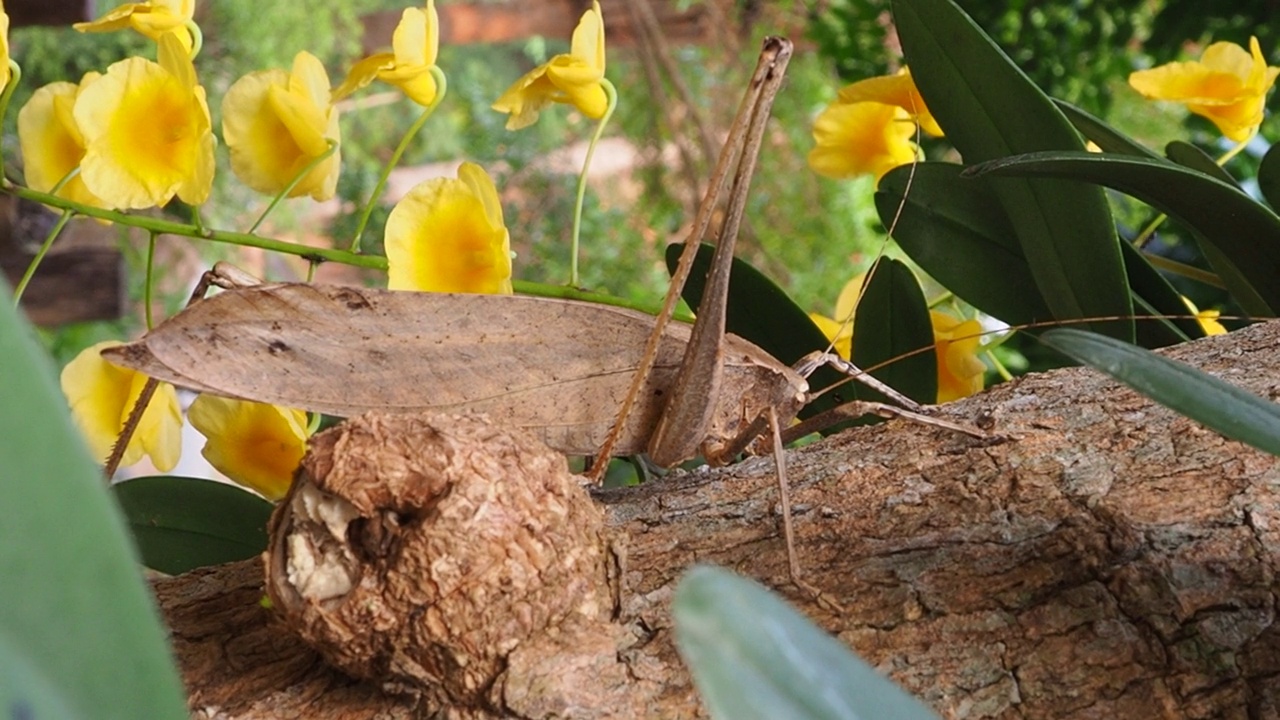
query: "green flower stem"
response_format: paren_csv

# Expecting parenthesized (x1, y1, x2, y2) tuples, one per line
(11, 208, 73, 306)
(144, 233, 157, 329)
(184, 19, 204, 59)
(248, 139, 339, 234)
(1141, 250, 1226, 289)
(985, 349, 1014, 382)
(2, 184, 387, 270)
(0, 60, 22, 139)
(567, 78, 617, 287)
(348, 66, 449, 253)
(1217, 131, 1255, 167)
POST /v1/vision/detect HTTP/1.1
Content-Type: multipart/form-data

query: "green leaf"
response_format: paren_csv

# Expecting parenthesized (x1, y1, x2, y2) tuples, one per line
(112, 475, 274, 575)
(665, 243, 851, 421)
(1165, 141, 1240, 188)
(674, 565, 941, 720)
(0, 281, 187, 719)
(1041, 329, 1280, 458)
(1258, 143, 1280, 211)
(877, 162, 1198, 347)
(969, 151, 1280, 316)
(852, 257, 937, 405)
(876, 162, 1050, 327)
(1054, 100, 1163, 159)
(892, 0, 1132, 341)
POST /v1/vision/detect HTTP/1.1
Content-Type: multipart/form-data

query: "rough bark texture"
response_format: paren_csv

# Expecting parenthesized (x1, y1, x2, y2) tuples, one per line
(157, 320, 1280, 719)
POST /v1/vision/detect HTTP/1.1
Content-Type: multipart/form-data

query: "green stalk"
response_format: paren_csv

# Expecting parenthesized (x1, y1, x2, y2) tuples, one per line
(348, 66, 449, 253)
(3, 184, 387, 269)
(12, 208, 73, 306)
(143, 233, 157, 329)
(248, 140, 339, 234)
(567, 78, 617, 287)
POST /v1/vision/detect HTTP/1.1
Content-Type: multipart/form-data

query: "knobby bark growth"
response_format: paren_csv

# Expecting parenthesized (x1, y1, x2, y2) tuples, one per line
(159, 320, 1280, 719)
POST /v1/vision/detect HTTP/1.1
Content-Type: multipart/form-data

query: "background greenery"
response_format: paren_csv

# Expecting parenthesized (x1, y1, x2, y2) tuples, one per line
(5, 0, 1276, 373)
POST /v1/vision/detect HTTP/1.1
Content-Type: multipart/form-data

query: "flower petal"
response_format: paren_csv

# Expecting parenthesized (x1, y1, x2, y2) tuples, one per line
(74, 35, 214, 209)
(837, 69, 943, 137)
(930, 312, 986, 403)
(493, 67, 557, 130)
(19, 79, 109, 209)
(385, 162, 513, 294)
(808, 101, 917, 182)
(61, 341, 182, 470)
(189, 395, 308, 500)
(570, 0, 605, 74)
(332, 53, 394, 101)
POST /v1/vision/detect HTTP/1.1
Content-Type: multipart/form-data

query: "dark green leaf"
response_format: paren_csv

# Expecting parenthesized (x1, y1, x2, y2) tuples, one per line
(1118, 242, 1201, 347)
(969, 151, 1280, 316)
(1258, 143, 1280, 212)
(852, 257, 936, 405)
(877, 162, 1198, 347)
(892, 0, 1132, 341)
(112, 475, 274, 575)
(674, 565, 941, 720)
(0, 281, 187, 719)
(877, 162, 1050, 327)
(1041, 329, 1280, 457)
(665, 243, 850, 420)
(1054, 100, 1163, 159)
(1165, 141, 1240, 188)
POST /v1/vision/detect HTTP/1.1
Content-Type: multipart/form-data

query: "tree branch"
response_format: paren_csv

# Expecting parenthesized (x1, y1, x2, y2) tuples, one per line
(159, 320, 1280, 719)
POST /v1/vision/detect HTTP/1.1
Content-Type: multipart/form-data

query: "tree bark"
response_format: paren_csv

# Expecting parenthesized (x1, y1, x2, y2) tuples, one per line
(160, 320, 1280, 719)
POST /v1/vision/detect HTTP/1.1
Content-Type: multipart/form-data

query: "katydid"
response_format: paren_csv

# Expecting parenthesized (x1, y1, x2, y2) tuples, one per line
(103, 37, 976, 592)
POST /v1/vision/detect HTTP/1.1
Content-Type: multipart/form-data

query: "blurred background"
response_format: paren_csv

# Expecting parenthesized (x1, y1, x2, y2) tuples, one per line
(3, 0, 1275, 416)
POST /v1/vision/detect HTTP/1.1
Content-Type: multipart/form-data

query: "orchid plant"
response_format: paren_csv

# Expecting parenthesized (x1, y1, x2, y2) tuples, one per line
(5, 0, 1280, 717)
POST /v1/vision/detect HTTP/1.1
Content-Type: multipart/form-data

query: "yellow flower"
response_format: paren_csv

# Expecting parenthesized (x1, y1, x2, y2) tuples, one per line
(73, 31, 214, 209)
(385, 162, 513, 294)
(0, 0, 11, 95)
(74, 0, 195, 52)
(811, 277, 986, 403)
(492, 0, 606, 130)
(61, 341, 182, 471)
(222, 52, 341, 201)
(18, 74, 111, 209)
(333, 1, 440, 107)
(930, 311, 986, 403)
(188, 395, 309, 501)
(1129, 37, 1280, 142)
(836, 68, 943, 138)
(808, 100, 918, 182)
(1182, 296, 1227, 336)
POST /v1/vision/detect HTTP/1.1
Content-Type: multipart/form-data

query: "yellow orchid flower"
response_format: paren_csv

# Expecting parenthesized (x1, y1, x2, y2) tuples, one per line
(808, 100, 918, 182)
(385, 161, 513, 294)
(222, 51, 341, 201)
(74, 0, 195, 52)
(930, 311, 986, 403)
(72, 31, 214, 209)
(188, 395, 309, 501)
(837, 68, 943, 138)
(333, 1, 440, 107)
(1129, 37, 1280, 142)
(492, 0, 607, 130)
(812, 276, 986, 403)
(1182, 296, 1227, 336)
(61, 341, 182, 472)
(0, 0, 11, 94)
(18, 74, 111, 209)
